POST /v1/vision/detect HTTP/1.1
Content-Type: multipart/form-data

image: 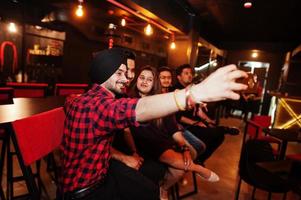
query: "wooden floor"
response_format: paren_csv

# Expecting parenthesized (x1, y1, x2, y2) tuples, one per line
(1, 117, 300, 200)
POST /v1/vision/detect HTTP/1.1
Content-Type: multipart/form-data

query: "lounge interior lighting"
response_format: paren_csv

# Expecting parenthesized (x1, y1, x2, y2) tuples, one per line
(107, 0, 173, 35)
(244, 1, 252, 8)
(75, 0, 84, 17)
(121, 18, 126, 26)
(251, 52, 258, 58)
(170, 41, 176, 49)
(278, 98, 301, 129)
(144, 24, 153, 36)
(170, 34, 176, 49)
(8, 22, 17, 33)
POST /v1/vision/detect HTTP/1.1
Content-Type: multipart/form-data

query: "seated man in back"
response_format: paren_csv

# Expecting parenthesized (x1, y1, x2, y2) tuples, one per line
(172, 64, 239, 164)
(158, 66, 206, 157)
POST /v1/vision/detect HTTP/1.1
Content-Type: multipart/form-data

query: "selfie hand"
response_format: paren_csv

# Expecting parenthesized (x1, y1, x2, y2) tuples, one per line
(192, 65, 248, 102)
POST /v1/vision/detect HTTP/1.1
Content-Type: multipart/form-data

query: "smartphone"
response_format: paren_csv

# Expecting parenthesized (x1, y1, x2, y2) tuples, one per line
(237, 72, 257, 93)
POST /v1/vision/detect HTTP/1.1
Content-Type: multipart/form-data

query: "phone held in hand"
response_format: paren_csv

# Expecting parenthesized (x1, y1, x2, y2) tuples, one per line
(236, 72, 258, 94)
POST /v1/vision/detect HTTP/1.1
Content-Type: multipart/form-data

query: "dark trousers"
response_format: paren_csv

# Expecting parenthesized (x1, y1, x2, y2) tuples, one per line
(63, 160, 160, 200)
(187, 126, 225, 163)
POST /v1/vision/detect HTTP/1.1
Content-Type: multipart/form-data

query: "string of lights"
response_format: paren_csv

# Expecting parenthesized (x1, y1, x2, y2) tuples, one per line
(72, 0, 178, 49)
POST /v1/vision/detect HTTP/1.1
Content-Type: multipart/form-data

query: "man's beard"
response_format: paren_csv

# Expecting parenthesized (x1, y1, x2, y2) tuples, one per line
(109, 81, 128, 98)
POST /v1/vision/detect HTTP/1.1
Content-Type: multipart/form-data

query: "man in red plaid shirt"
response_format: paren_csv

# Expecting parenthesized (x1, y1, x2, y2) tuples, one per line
(60, 47, 248, 200)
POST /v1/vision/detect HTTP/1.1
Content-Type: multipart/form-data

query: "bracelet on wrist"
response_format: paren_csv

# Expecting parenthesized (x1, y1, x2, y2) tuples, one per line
(173, 90, 185, 111)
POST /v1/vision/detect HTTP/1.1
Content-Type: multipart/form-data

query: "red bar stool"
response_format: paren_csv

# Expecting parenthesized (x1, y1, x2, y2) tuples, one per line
(4, 83, 48, 199)
(0, 129, 6, 200)
(10, 107, 65, 199)
(54, 83, 88, 96)
(6, 82, 48, 98)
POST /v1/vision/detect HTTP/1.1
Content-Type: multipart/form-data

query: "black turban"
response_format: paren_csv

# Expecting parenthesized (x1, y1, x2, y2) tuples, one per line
(90, 47, 134, 84)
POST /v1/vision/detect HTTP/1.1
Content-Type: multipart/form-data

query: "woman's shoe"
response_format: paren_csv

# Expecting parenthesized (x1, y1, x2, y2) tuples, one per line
(196, 171, 220, 182)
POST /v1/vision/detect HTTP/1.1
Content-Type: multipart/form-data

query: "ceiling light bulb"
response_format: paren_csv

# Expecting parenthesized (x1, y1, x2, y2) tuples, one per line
(251, 52, 258, 58)
(144, 24, 153, 36)
(8, 22, 17, 33)
(108, 23, 116, 30)
(75, 5, 84, 17)
(121, 18, 126, 27)
(244, 1, 252, 8)
(170, 41, 176, 50)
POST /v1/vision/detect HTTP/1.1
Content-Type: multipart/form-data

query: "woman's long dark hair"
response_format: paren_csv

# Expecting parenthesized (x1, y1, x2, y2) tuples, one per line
(128, 65, 161, 98)
(129, 65, 165, 128)
(129, 65, 170, 129)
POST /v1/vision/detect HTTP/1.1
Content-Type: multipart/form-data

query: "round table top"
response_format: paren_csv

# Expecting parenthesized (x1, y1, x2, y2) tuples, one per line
(0, 96, 66, 124)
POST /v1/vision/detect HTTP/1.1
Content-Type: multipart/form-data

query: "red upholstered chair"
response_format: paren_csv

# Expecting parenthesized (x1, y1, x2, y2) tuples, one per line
(11, 107, 65, 199)
(6, 82, 48, 98)
(4, 83, 48, 199)
(54, 83, 88, 96)
(245, 115, 281, 156)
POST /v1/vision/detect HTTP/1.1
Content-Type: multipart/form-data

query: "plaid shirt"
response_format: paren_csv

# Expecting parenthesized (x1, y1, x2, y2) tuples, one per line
(61, 84, 139, 192)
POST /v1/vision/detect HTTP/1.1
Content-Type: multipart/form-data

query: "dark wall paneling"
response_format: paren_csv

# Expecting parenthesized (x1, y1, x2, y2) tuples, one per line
(62, 26, 107, 84)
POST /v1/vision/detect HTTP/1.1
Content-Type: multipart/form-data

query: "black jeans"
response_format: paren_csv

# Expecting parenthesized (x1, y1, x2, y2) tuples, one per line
(62, 160, 161, 200)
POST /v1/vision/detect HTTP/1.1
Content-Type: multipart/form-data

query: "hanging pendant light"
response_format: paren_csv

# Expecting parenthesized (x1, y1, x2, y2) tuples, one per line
(244, 0, 252, 8)
(7, 22, 17, 33)
(75, 0, 84, 17)
(144, 24, 153, 36)
(170, 34, 176, 50)
(121, 18, 126, 27)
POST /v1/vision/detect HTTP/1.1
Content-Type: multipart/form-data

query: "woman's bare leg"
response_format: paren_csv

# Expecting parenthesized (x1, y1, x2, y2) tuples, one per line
(159, 149, 213, 179)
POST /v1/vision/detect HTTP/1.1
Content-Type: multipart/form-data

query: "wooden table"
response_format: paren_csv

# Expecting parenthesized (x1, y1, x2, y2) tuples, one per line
(0, 96, 66, 124)
(263, 128, 301, 160)
(0, 96, 65, 200)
